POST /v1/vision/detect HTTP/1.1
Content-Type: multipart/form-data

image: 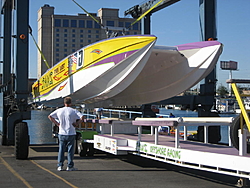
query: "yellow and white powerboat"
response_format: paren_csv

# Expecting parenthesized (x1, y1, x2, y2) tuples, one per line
(32, 35, 157, 106)
(32, 35, 223, 108)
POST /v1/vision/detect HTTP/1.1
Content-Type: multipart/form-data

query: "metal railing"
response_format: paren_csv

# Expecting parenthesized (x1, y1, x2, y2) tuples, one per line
(82, 108, 169, 119)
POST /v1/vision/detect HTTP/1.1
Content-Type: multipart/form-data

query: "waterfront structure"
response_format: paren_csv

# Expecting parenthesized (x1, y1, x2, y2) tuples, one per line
(37, 4, 141, 78)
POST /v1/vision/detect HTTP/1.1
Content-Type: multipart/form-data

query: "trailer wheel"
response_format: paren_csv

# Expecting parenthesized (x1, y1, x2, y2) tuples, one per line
(79, 142, 88, 157)
(230, 115, 250, 153)
(75, 134, 81, 154)
(15, 122, 29, 159)
(86, 143, 94, 156)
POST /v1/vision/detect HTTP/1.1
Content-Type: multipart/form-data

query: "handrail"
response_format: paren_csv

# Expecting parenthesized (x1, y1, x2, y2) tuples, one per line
(83, 108, 169, 119)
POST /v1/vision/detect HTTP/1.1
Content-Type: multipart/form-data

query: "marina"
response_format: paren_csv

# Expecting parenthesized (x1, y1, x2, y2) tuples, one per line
(1, 0, 250, 187)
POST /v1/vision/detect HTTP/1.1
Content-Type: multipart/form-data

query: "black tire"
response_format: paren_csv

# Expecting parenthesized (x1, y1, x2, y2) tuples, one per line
(79, 142, 88, 157)
(75, 133, 81, 154)
(230, 115, 250, 153)
(15, 122, 29, 159)
(87, 143, 94, 156)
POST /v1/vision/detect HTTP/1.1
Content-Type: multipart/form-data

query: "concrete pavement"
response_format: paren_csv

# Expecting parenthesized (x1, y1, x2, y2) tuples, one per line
(0, 145, 242, 188)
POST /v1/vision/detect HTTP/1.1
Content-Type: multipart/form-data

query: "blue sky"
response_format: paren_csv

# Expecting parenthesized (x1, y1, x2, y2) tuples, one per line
(27, 0, 250, 88)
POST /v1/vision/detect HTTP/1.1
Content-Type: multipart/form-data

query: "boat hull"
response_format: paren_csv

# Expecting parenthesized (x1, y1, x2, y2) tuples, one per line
(84, 41, 223, 108)
(32, 35, 157, 107)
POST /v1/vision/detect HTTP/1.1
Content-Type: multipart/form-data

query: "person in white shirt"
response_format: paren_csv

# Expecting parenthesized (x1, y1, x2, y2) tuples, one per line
(94, 107, 103, 119)
(48, 97, 84, 171)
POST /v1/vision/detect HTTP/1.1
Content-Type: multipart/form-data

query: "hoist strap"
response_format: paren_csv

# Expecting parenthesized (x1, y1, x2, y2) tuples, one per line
(29, 26, 50, 69)
(72, 0, 105, 28)
(129, 0, 164, 28)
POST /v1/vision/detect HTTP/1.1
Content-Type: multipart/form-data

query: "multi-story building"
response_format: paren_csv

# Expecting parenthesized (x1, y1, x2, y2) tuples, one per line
(37, 4, 141, 78)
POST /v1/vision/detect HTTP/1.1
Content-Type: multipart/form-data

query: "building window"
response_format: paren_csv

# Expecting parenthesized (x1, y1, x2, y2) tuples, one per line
(56, 43, 59, 47)
(56, 58, 59, 62)
(106, 20, 114, 27)
(56, 28, 60, 32)
(64, 54, 67, 57)
(96, 30, 99, 33)
(88, 35, 91, 38)
(96, 35, 99, 38)
(134, 32, 138, 35)
(63, 19, 69, 27)
(64, 44, 67, 47)
(80, 34, 83, 38)
(56, 49, 59, 52)
(64, 29, 67, 32)
(125, 22, 131, 28)
(88, 30, 91, 33)
(80, 30, 83, 33)
(72, 29, 75, 32)
(88, 40, 91, 43)
(133, 23, 139, 30)
(87, 20, 92, 28)
(56, 39, 59, 42)
(56, 53, 59, 57)
(72, 49, 75, 52)
(80, 44, 84, 47)
(72, 39, 75, 42)
(94, 22, 100, 29)
(71, 20, 77, 27)
(64, 39, 67, 42)
(79, 20, 85, 28)
(119, 22, 123, 27)
(72, 34, 75, 38)
(64, 49, 67, 52)
(80, 39, 83, 43)
(55, 19, 61, 27)
(56, 34, 59, 37)
(64, 34, 67, 37)
(72, 44, 75, 47)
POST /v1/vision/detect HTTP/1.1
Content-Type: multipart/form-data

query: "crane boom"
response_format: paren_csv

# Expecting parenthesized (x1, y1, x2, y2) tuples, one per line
(124, 0, 180, 18)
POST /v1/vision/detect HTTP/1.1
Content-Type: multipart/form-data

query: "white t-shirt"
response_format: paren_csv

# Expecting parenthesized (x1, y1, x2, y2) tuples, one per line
(49, 107, 83, 135)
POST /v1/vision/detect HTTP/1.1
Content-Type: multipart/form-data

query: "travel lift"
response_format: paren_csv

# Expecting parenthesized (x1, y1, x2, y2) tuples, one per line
(0, 0, 31, 159)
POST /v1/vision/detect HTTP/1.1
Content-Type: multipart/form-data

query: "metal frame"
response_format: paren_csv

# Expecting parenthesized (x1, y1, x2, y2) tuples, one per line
(0, 0, 30, 145)
(93, 118, 250, 180)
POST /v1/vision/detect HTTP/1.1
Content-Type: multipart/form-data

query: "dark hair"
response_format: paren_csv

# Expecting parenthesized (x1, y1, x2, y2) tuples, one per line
(64, 97, 72, 105)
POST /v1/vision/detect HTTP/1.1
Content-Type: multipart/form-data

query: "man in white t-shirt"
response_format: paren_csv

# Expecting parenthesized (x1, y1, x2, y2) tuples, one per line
(48, 97, 84, 171)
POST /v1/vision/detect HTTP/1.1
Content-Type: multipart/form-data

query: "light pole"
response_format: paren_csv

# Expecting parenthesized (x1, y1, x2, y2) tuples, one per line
(220, 61, 238, 97)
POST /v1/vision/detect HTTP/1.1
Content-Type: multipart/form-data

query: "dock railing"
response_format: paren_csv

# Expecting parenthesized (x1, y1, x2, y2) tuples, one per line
(82, 108, 169, 119)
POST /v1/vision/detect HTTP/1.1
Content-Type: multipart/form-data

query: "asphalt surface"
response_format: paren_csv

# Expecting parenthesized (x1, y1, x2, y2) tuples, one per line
(0, 145, 247, 188)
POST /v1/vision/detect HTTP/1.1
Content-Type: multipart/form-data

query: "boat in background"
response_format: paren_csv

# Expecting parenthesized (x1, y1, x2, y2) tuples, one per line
(32, 35, 157, 107)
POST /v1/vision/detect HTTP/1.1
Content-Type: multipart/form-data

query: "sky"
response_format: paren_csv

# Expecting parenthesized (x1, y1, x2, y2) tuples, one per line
(2, 0, 250, 88)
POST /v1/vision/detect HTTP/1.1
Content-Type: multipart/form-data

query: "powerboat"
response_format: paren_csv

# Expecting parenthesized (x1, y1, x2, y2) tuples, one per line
(32, 35, 223, 108)
(32, 35, 157, 106)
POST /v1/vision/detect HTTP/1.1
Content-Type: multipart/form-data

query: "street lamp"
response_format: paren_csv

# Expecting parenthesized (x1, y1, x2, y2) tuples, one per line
(220, 60, 238, 96)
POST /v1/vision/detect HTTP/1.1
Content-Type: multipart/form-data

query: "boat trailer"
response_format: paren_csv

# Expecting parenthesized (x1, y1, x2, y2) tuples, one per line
(91, 116, 250, 187)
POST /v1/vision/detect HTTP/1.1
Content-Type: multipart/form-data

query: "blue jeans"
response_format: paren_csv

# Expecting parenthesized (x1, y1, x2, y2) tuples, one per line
(58, 135, 76, 168)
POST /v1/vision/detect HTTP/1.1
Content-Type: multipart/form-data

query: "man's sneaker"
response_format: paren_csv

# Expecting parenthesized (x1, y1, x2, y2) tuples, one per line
(57, 166, 64, 171)
(66, 167, 78, 171)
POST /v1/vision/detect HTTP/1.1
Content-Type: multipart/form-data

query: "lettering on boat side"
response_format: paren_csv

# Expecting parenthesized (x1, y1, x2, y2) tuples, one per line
(139, 142, 181, 160)
(41, 71, 53, 89)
